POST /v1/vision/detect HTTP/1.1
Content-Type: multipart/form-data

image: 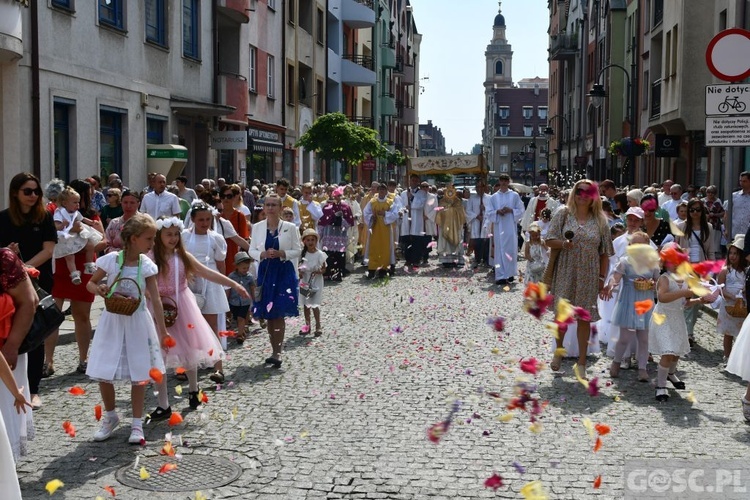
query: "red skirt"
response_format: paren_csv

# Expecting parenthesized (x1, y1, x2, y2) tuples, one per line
(52, 250, 95, 303)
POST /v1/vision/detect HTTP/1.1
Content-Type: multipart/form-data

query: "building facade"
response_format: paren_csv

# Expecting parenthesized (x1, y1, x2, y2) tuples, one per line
(418, 120, 446, 156)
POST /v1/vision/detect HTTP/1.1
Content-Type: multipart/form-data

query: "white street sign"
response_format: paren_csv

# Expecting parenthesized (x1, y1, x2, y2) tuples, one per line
(706, 116, 750, 146)
(706, 84, 750, 115)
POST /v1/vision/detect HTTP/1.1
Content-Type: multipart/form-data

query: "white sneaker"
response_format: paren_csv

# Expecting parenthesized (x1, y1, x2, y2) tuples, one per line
(84, 262, 97, 274)
(620, 358, 631, 370)
(93, 415, 120, 441)
(70, 270, 82, 285)
(128, 427, 145, 445)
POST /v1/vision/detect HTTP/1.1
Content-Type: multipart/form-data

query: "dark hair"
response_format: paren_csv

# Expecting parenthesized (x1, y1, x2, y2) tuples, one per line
(613, 192, 628, 213)
(176, 175, 188, 184)
(600, 179, 615, 190)
(687, 199, 710, 244)
(276, 178, 290, 188)
(8, 172, 47, 226)
(740, 171, 750, 181)
(69, 179, 95, 218)
(121, 189, 141, 202)
(190, 202, 213, 220)
(497, 174, 510, 182)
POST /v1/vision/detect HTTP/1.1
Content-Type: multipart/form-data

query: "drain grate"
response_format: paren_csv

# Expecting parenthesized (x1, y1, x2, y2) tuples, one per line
(115, 454, 243, 492)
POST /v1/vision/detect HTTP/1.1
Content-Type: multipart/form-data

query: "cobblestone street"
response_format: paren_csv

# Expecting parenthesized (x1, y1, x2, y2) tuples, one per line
(16, 261, 750, 499)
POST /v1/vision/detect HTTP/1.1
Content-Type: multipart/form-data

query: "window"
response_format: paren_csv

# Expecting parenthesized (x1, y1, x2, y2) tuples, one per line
(249, 46, 257, 92)
(499, 145, 509, 156)
(316, 79, 324, 115)
(538, 125, 546, 136)
(287, 0, 295, 25)
(100, 109, 124, 178)
(183, 0, 200, 59)
(146, 115, 166, 145)
(54, 101, 73, 182)
(498, 106, 510, 119)
(286, 64, 295, 105)
(99, 0, 124, 30)
(523, 125, 533, 137)
(52, 0, 73, 10)
(267, 55, 275, 98)
(499, 163, 509, 173)
(498, 124, 509, 137)
(268, 0, 276, 10)
(538, 106, 548, 120)
(670, 26, 678, 77)
(642, 70, 650, 110)
(522, 107, 533, 119)
(316, 8, 325, 45)
(495, 60, 503, 75)
(145, 0, 167, 46)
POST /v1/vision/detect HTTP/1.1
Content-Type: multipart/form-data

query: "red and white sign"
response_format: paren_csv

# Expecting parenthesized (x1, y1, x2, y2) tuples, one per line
(706, 28, 750, 82)
(361, 159, 376, 170)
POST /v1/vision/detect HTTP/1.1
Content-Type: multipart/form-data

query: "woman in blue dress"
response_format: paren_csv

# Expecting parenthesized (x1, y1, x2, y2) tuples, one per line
(249, 193, 302, 368)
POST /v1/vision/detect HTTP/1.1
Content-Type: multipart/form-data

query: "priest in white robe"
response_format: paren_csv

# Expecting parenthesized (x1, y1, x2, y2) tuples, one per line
(487, 174, 525, 284)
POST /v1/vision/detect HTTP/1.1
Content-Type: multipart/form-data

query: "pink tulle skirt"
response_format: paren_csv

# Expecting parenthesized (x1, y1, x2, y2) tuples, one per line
(150, 287, 225, 370)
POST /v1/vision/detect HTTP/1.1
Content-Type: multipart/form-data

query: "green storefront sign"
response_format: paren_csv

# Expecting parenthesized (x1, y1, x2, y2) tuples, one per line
(147, 149, 188, 159)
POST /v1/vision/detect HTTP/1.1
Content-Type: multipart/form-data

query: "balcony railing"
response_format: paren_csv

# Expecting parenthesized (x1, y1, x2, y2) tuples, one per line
(348, 115, 374, 129)
(394, 55, 405, 74)
(548, 32, 578, 60)
(342, 54, 374, 71)
(382, 91, 394, 98)
(653, 0, 664, 27)
(353, 0, 373, 8)
(650, 80, 661, 118)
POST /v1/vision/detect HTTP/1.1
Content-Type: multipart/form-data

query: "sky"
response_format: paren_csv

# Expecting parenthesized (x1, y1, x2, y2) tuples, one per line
(409, 0, 550, 154)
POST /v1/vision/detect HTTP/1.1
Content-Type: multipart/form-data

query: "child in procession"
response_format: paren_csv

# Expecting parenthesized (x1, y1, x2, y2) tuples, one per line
(227, 251, 256, 344)
(298, 229, 327, 337)
(717, 235, 746, 365)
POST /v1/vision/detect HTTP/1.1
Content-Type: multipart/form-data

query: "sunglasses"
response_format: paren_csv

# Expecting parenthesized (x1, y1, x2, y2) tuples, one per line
(107, 194, 118, 198)
(575, 188, 587, 196)
(21, 187, 42, 196)
(688, 208, 703, 213)
(220, 194, 234, 199)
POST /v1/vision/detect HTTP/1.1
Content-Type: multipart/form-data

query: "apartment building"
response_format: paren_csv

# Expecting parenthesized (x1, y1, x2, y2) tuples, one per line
(419, 120, 446, 157)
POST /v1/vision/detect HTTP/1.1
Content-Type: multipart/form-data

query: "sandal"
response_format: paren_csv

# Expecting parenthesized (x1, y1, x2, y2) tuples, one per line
(42, 363, 55, 379)
(314, 329, 323, 338)
(667, 373, 685, 390)
(236, 331, 246, 344)
(209, 370, 225, 384)
(174, 372, 188, 382)
(550, 354, 563, 372)
(76, 361, 87, 374)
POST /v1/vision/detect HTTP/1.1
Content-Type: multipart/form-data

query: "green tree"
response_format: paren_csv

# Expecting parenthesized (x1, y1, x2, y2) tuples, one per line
(385, 149, 407, 168)
(296, 113, 386, 178)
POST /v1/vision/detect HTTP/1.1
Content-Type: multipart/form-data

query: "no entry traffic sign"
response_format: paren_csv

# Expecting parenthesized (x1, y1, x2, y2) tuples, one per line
(706, 28, 750, 82)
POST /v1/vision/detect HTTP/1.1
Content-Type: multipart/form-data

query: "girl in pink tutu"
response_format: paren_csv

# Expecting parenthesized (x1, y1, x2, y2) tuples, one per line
(148, 217, 250, 419)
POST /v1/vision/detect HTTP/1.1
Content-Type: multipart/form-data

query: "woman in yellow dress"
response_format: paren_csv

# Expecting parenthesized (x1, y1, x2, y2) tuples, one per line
(436, 186, 467, 267)
(363, 184, 400, 279)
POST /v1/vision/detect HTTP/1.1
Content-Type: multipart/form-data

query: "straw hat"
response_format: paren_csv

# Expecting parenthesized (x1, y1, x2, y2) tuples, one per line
(302, 228, 319, 240)
(234, 251, 252, 265)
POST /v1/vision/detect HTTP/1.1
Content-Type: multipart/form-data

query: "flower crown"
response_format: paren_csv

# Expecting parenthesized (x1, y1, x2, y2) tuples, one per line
(156, 217, 184, 231)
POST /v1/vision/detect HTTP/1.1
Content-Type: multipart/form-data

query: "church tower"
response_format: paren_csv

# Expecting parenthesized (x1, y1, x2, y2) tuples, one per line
(484, 1, 513, 92)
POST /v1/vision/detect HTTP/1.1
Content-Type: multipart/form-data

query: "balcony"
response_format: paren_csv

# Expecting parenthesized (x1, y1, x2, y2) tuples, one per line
(653, 0, 664, 27)
(348, 115, 374, 129)
(650, 80, 661, 119)
(341, 55, 376, 86)
(402, 62, 415, 84)
(380, 43, 396, 68)
(381, 93, 397, 116)
(217, 0, 250, 23)
(217, 73, 249, 122)
(341, 0, 375, 28)
(0, 2, 23, 63)
(401, 104, 417, 125)
(548, 32, 578, 61)
(394, 55, 405, 75)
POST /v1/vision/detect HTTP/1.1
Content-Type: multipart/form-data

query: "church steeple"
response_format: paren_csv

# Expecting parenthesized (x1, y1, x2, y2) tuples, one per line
(484, 1, 513, 91)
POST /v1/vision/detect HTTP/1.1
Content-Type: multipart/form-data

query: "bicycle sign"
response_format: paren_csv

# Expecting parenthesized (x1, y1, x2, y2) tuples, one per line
(706, 84, 750, 116)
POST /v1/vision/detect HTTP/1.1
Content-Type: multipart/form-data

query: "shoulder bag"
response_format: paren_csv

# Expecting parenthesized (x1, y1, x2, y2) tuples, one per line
(541, 208, 568, 287)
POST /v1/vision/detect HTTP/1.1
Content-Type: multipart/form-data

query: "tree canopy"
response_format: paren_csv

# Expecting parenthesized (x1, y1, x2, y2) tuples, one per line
(296, 112, 386, 166)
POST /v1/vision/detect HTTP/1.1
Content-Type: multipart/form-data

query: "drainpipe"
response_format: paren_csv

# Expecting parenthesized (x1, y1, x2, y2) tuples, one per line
(31, 0, 40, 179)
(212, 0, 219, 180)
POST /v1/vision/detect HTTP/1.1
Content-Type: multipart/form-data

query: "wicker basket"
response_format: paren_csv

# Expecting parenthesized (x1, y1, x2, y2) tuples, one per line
(633, 279, 654, 291)
(162, 296, 178, 327)
(725, 298, 748, 318)
(104, 278, 142, 316)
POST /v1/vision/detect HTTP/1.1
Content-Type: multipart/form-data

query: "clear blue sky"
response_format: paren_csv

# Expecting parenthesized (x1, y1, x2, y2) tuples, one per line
(410, 0, 550, 154)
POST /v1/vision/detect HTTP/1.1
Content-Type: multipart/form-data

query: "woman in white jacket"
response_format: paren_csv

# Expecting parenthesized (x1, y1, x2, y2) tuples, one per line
(248, 193, 302, 368)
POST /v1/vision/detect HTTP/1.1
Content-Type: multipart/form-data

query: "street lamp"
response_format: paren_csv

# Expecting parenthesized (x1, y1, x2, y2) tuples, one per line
(587, 60, 636, 186)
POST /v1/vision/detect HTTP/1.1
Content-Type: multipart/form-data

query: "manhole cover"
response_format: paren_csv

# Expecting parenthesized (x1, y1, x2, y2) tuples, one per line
(115, 455, 243, 492)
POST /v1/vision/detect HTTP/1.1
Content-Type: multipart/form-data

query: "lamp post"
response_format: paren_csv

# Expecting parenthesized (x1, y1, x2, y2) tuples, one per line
(587, 60, 636, 186)
(544, 114, 571, 187)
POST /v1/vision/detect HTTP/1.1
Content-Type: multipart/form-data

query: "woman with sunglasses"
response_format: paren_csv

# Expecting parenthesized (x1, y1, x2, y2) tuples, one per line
(99, 188, 123, 229)
(104, 190, 141, 254)
(675, 199, 717, 346)
(0, 173, 57, 410)
(640, 194, 672, 249)
(547, 179, 613, 375)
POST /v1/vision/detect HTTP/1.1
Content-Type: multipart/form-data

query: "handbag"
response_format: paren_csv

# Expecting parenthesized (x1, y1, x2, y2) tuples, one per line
(541, 209, 568, 286)
(19, 278, 65, 355)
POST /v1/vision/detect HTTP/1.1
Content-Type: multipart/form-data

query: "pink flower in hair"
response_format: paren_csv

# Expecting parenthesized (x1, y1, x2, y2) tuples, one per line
(641, 198, 658, 212)
(332, 187, 344, 198)
(579, 182, 599, 200)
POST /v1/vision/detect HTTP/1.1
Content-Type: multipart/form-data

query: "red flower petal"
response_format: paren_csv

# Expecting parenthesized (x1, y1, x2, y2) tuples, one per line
(593, 475, 602, 489)
(68, 386, 86, 396)
(149, 368, 164, 384)
(484, 473, 504, 490)
(94, 405, 102, 422)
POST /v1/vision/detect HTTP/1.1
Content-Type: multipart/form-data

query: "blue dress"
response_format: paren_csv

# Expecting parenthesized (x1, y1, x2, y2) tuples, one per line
(252, 229, 299, 319)
(610, 257, 659, 330)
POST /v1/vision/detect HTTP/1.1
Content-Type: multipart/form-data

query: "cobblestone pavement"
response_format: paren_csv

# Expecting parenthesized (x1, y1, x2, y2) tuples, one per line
(15, 260, 750, 499)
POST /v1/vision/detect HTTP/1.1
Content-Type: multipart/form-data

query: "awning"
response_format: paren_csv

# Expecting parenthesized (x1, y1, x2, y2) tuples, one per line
(249, 138, 284, 153)
(170, 96, 236, 118)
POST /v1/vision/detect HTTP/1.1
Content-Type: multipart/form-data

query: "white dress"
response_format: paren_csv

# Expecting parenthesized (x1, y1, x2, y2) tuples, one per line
(52, 208, 103, 258)
(727, 315, 750, 381)
(0, 408, 22, 499)
(717, 269, 746, 337)
(648, 274, 691, 357)
(182, 229, 229, 315)
(0, 354, 33, 462)
(525, 242, 548, 283)
(86, 253, 166, 383)
(299, 250, 328, 308)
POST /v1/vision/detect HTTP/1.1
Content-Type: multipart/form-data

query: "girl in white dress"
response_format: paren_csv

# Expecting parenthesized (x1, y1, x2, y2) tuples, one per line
(717, 236, 746, 364)
(53, 187, 103, 283)
(648, 243, 707, 402)
(85, 213, 170, 444)
(182, 203, 229, 384)
(523, 223, 548, 284)
(299, 229, 327, 337)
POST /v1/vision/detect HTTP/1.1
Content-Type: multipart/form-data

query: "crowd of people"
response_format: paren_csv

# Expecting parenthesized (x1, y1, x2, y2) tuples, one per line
(3, 169, 750, 497)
